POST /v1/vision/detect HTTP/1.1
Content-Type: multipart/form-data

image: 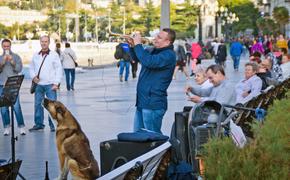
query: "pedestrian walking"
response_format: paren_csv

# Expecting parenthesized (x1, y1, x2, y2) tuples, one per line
(114, 42, 131, 82)
(62, 42, 77, 91)
(230, 38, 243, 71)
(173, 40, 189, 80)
(190, 42, 202, 76)
(29, 35, 62, 132)
(216, 39, 227, 68)
(0, 39, 26, 136)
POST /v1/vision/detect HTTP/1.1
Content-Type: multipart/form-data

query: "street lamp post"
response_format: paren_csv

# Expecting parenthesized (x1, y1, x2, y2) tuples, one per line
(214, 3, 225, 38)
(95, 16, 99, 43)
(198, 8, 202, 42)
(108, 9, 111, 33)
(195, 0, 204, 42)
(222, 12, 239, 42)
(120, 6, 126, 35)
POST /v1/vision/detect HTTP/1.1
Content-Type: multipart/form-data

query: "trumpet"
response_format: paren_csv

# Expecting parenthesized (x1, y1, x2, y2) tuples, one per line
(108, 31, 152, 43)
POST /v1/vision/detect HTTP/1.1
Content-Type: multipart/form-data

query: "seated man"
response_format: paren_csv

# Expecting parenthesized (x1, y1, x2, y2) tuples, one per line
(235, 62, 262, 104)
(185, 64, 234, 105)
(257, 59, 279, 90)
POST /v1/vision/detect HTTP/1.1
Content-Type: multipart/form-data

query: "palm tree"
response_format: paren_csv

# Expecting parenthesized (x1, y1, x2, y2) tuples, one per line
(272, 6, 289, 34)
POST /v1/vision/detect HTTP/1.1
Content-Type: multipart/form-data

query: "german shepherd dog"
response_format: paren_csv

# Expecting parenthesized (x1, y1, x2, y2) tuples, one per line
(43, 98, 99, 180)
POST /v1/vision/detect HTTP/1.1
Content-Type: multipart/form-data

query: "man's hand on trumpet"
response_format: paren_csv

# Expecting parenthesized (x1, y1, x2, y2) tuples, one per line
(126, 32, 142, 47)
(132, 33, 142, 46)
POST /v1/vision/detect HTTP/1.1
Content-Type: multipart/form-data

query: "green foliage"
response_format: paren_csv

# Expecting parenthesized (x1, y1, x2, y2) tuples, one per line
(202, 91, 290, 179)
(218, 0, 260, 36)
(0, 23, 10, 39)
(135, 0, 159, 36)
(171, 0, 197, 38)
(256, 17, 279, 35)
(273, 6, 289, 34)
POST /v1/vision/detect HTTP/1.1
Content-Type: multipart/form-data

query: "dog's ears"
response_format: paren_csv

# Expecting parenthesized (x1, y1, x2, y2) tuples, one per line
(56, 106, 64, 115)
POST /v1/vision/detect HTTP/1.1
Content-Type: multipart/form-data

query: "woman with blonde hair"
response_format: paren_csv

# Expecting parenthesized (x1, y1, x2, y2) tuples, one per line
(193, 65, 213, 89)
(184, 65, 213, 97)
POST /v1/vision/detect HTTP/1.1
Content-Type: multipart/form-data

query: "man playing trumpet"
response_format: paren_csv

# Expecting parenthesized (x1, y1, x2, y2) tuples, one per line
(127, 28, 176, 134)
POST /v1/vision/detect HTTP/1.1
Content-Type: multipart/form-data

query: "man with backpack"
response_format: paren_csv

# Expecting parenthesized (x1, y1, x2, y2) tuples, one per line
(114, 41, 131, 82)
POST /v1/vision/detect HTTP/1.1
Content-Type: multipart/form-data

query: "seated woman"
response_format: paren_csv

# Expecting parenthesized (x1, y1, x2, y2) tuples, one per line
(235, 62, 262, 104)
(184, 65, 214, 102)
(186, 65, 213, 90)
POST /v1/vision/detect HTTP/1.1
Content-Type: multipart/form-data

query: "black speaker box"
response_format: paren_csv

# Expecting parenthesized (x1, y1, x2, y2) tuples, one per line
(170, 111, 190, 162)
(100, 139, 165, 175)
(0, 160, 22, 180)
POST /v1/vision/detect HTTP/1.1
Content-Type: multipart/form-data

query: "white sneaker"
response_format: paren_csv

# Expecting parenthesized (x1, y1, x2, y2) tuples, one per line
(3, 128, 10, 136)
(19, 127, 26, 135)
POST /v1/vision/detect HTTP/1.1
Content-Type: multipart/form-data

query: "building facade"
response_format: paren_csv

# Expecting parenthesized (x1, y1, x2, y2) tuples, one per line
(256, 0, 290, 37)
(0, 6, 47, 26)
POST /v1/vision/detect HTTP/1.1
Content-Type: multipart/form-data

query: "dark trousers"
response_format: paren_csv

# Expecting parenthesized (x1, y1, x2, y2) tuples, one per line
(130, 61, 138, 78)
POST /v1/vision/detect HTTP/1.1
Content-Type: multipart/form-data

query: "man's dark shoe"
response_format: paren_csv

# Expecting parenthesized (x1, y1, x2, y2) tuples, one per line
(29, 125, 44, 132)
(50, 128, 55, 132)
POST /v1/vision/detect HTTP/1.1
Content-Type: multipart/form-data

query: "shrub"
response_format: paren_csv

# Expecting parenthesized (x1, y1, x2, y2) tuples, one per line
(202, 92, 290, 180)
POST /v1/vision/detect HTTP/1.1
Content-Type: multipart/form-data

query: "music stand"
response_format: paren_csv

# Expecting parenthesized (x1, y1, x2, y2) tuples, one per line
(0, 75, 25, 180)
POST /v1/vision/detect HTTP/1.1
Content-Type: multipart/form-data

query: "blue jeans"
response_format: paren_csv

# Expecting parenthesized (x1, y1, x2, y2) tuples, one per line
(64, 69, 75, 90)
(232, 56, 241, 70)
(133, 107, 166, 134)
(0, 86, 25, 128)
(119, 60, 130, 81)
(34, 84, 56, 129)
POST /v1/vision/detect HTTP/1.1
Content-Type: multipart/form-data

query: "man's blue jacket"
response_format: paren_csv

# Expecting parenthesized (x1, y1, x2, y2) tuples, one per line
(230, 41, 243, 56)
(130, 44, 176, 110)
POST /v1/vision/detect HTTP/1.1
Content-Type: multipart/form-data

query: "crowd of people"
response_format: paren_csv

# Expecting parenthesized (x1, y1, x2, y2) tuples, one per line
(183, 34, 290, 112)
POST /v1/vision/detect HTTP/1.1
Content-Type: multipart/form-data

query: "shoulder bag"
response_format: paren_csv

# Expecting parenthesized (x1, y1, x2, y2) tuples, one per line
(30, 54, 48, 94)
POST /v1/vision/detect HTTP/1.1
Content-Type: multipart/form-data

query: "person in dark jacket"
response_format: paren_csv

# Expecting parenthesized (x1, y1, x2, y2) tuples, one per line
(128, 28, 176, 134)
(216, 39, 227, 68)
(173, 41, 189, 80)
(114, 42, 131, 82)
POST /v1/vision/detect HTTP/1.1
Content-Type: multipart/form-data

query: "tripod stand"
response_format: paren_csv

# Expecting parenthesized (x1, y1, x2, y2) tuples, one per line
(0, 75, 25, 180)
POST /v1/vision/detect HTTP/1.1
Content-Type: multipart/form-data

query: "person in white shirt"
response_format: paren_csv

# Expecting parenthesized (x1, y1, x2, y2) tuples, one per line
(62, 42, 77, 91)
(212, 39, 220, 64)
(29, 35, 62, 132)
(280, 48, 290, 80)
(235, 62, 262, 104)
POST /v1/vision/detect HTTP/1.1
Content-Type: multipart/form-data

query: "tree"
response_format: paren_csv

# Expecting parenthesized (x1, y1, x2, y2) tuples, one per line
(171, 0, 197, 38)
(273, 6, 289, 34)
(256, 17, 279, 35)
(218, 0, 260, 36)
(137, 0, 160, 36)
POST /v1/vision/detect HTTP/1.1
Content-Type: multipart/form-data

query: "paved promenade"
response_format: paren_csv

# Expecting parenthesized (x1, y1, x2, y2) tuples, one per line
(0, 57, 247, 179)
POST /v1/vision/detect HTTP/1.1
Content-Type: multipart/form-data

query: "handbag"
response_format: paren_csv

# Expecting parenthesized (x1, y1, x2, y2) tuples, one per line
(30, 81, 37, 94)
(30, 54, 48, 94)
(67, 53, 78, 67)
